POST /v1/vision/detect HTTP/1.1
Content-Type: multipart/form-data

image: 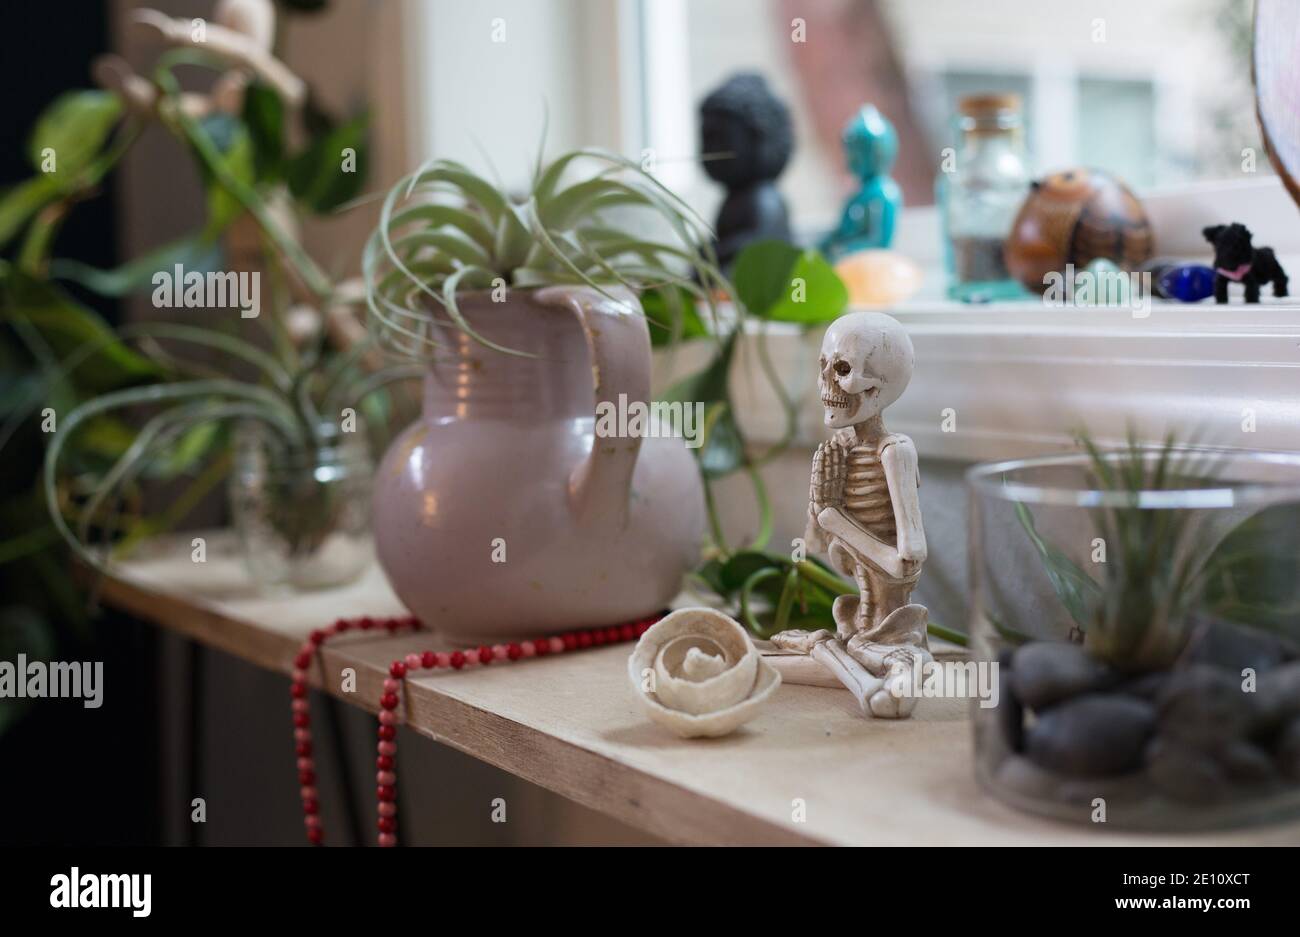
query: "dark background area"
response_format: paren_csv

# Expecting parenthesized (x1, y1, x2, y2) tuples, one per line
(0, 0, 163, 846)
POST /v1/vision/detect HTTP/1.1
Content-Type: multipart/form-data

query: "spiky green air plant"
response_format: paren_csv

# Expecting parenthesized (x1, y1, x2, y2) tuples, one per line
(362, 149, 730, 357)
(1076, 431, 1225, 669)
(35, 326, 419, 572)
(1014, 430, 1264, 672)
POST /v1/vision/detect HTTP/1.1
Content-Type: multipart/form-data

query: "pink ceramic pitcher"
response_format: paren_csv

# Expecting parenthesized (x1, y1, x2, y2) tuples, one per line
(372, 286, 705, 642)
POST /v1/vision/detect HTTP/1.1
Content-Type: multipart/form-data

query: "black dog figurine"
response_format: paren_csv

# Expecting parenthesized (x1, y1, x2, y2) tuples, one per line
(1202, 223, 1288, 303)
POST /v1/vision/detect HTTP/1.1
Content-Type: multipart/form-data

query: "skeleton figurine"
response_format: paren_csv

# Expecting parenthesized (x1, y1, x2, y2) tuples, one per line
(772, 311, 932, 718)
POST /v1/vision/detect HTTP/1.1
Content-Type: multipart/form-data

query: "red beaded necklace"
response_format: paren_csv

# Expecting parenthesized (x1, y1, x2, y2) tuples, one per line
(289, 614, 659, 846)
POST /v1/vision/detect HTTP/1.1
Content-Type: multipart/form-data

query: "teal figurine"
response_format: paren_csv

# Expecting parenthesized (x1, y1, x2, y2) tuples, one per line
(821, 105, 902, 261)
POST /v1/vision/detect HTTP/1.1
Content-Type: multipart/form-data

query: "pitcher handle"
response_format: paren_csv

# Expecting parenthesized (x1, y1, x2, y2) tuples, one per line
(537, 285, 648, 527)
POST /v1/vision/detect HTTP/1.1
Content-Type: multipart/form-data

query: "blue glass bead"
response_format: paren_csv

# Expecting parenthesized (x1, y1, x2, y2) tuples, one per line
(1157, 264, 1216, 302)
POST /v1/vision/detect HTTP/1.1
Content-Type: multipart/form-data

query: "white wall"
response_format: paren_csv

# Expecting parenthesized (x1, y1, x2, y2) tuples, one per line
(411, 0, 633, 191)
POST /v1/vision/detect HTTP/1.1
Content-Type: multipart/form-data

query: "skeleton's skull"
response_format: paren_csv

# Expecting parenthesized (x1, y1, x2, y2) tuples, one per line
(818, 311, 914, 429)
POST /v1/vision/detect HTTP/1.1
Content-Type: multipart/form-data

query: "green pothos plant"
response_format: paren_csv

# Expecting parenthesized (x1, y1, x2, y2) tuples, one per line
(0, 7, 404, 732)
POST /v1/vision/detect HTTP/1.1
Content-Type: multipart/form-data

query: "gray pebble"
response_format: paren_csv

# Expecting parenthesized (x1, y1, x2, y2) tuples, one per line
(1117, 671, 1170, 701)
(1186, 616, 1287, 675)
(1258, 661, 1300, 731)
(1215, 740, 1277, 785)
(1010, 641, 1116, 710)
(1025, 693, 1156, 777)
(1157, 665, 1259, 746)
(1277, 717, 1300, 781)
(1145, 736, 1226, 804)
(996, 649, 1023, 752)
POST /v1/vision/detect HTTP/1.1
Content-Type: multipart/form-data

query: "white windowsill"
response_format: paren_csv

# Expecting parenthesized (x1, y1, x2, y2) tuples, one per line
(656, 300, 1300, 464)
(660, 174, 1300, 464)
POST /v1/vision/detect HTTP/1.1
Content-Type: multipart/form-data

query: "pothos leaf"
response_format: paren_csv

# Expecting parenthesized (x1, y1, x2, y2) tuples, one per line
(287, 111, 369, 213)
(733, 239, 847, 323)
(27, 90, 122, 187)
(194, 113, 256, 234)
(659, 332, 742, 477)
(763, 249, 849, 324)
(732, 239, 800, 316)
(0, 176, 63, 249)
(1, 272, 159, 390)
(718, 549, 780, 593)
(643, 284, 708, 348)
(242, 82, 286, 182)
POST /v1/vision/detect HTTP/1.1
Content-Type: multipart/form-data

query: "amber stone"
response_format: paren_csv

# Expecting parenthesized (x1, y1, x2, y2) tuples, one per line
(833, 250, 923, 306)
(1003, 168, 1154, 293)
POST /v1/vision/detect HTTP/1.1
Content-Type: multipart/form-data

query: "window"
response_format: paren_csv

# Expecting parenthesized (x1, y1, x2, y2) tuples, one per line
(636, 0, 1264, 234)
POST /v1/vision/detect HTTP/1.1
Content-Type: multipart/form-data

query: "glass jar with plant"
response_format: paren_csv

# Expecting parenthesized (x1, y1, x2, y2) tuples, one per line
(969, 432, 1300, 829)
(0, 0, 419, 639)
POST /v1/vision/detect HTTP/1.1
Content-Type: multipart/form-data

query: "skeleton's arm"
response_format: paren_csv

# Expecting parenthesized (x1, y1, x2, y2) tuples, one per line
(816, 507, 904, 578)
(881, 435, 927, 565)
(809, 434, 905, 574)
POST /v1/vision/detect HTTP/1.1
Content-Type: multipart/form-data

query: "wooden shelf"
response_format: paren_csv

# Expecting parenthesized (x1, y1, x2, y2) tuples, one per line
(102, 533, 1300, 846)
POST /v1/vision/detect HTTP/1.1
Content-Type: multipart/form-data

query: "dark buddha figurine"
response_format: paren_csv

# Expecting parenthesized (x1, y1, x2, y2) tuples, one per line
(699, 73, 794, 269)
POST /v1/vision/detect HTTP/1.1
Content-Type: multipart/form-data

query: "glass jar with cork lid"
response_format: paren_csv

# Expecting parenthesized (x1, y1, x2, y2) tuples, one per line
(937, 94, 1032, 302)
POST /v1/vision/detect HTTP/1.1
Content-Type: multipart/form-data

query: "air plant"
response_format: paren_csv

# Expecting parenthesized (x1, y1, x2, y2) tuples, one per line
(362, 148, 731, 359)
(35, 325, 419, 571)
(358, 148, 854, 532)
(1016, 430, 1300, 671)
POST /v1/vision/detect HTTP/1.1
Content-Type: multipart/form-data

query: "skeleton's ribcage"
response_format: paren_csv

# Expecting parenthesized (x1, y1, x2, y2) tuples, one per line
(844, 447, 896, 544)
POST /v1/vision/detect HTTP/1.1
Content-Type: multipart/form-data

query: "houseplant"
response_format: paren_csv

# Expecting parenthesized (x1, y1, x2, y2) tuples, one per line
(362, 150, 725, 637)
(20, 5, 413, 590)
(969, 433, 1300, 829)
(0, 0, 403, 729)
(361, 150, 869, 638)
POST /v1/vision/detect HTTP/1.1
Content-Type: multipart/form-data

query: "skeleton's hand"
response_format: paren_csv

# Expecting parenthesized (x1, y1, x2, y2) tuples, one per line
(811, 438, 848, 511)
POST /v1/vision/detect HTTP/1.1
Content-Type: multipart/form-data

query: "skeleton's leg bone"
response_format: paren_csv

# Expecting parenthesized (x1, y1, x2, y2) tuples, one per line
(827, 539, 857, 578)
(769, 629, 834, 654)
(831, 594, 860, 638)
(810, 640, 886, 716)
(844, 634, 933, 719)
(770, 629, 887, 715)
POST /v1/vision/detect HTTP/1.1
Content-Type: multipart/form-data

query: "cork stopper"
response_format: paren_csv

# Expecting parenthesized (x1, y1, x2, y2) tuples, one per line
(957, 94, 1022, 133)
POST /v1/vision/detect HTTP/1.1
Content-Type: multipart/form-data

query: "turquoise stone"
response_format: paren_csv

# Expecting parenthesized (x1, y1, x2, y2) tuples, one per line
(1074, 258, 1131, 305)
